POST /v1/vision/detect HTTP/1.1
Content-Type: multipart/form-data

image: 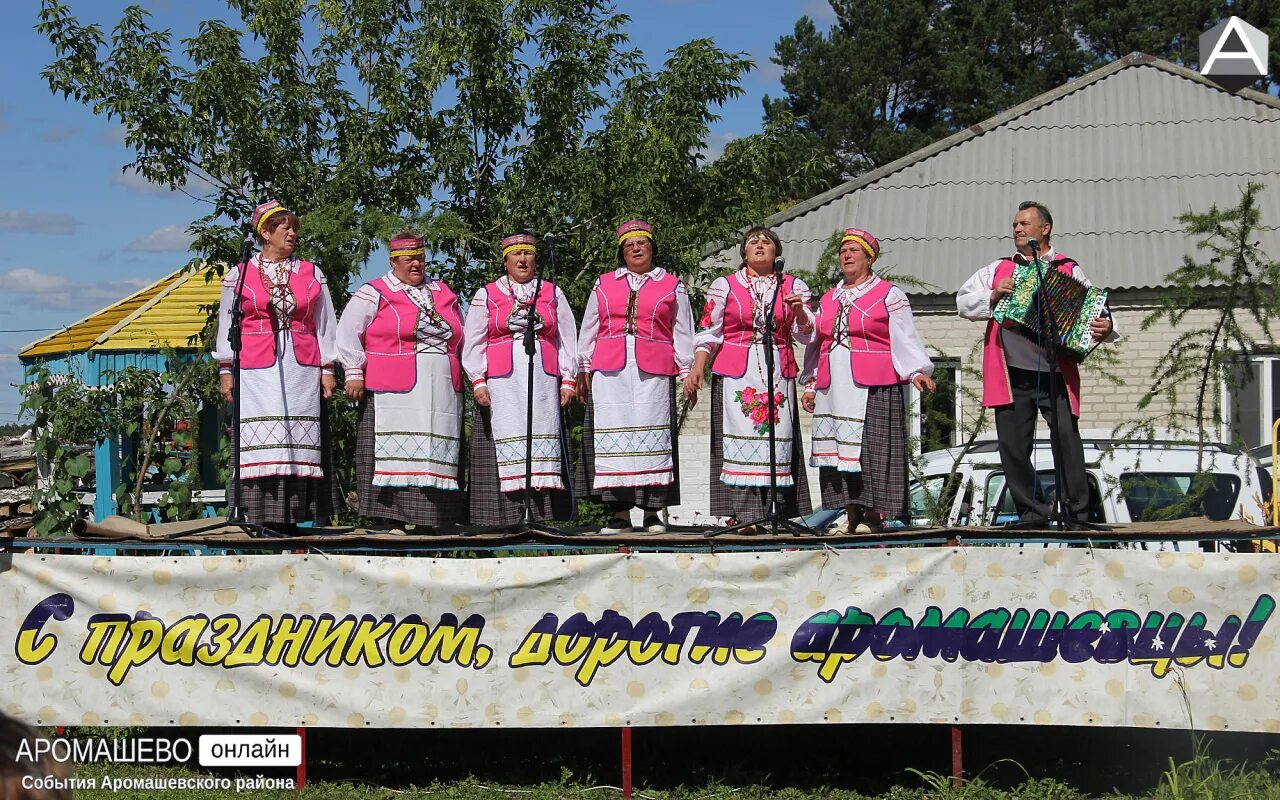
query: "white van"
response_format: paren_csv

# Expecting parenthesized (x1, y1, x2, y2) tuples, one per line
(901, 439, 1269, 531)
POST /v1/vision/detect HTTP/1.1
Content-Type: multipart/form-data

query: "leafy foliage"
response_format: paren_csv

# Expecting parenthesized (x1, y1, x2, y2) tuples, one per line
(1116, 183, 1280, 519)
(764, 0, 1279, 180)
(20, 352, 221, 534)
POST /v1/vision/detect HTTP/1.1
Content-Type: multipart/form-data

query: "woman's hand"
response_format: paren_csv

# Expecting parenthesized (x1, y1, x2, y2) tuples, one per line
(801, 390, 816, 413)
(345, 379, 365, 403)
(683, 370, 703, 400)
(560, 387, 576, 407)
(912, 373, 936, 393)
(474, 387, 491, 407)
(783, 291, 806, 314)
(219, 373, 234, 404)
(575, 372, 592, 403)
(321, 373, 337, 399)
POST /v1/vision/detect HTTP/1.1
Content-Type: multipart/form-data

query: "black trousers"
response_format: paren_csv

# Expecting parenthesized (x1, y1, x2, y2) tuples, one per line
(994, 367, 1089, 521)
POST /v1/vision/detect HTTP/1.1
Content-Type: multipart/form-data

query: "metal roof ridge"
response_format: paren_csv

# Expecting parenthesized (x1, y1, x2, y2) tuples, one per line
(729, 53, 1280, 245)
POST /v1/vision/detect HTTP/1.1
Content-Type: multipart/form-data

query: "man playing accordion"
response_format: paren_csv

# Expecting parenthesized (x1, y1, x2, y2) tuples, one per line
(957, 201, 1118, 526)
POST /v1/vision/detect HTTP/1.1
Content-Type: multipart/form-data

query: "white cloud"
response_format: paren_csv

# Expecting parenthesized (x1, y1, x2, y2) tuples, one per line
(126, 225, 194, 253)
(96, 124, 127, 147)
(0, 269, 150, 310)
(42, 127, 79, 144)
(750, 50, 784, 83)
(696, 132, 738, 162)
(111, 166, 218, 197)
(111, 168, 173, 196)
(803, 0, 838, 26)
(0, 210, 77, 235)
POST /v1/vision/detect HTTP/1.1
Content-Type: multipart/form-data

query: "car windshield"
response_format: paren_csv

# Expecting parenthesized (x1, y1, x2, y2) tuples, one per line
(988, 471, 1105, 524)
(908, 476, 964, 526)
(1119, 472, 1241, 521)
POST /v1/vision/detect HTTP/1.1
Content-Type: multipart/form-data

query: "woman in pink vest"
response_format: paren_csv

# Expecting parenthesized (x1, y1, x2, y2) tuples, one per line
(461, 233, 579, 525)
(213, 199, 338, 528)
(576, 220, 695, 534)
(683, 226, 816, 527)
(800, 228, 935, 533)
(335, 231, 466, 532)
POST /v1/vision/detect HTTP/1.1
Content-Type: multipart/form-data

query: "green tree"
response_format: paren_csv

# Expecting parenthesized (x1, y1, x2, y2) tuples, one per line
(36, 0, 795, 522)
(1117, 183, 1280, 519)
(764, 0, 1277, 180)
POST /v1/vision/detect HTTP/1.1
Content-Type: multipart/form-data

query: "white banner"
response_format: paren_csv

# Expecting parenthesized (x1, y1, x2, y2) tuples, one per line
(1, 548, 1276, 731)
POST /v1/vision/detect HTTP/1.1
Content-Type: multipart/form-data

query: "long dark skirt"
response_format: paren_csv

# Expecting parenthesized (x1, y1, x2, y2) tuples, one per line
(709, 377, 813, 520)
(469, 403, 575, 526)
(231, 474, 336, 526)
(817, 383, 909, 519)
(577, 378, 680, 511)
(354, 396, 466, 527)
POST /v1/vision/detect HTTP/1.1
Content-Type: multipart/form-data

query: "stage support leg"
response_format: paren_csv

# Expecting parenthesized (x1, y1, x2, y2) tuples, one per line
(621, 726, 633, 798)
(297, 726, 307, 790)
(950, 724, 963, 786)
(618, 543, 634, 798)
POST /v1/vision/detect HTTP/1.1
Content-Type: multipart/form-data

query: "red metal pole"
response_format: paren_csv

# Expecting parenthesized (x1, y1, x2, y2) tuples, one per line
(296, 726, 307, 790)
(950, 724, 963, 786)
(621, 726, 633, 798)
(619, 543, 633, 798)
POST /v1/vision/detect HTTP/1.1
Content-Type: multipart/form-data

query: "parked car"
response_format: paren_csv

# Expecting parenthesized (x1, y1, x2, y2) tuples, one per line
(802, 439, 1269, 547)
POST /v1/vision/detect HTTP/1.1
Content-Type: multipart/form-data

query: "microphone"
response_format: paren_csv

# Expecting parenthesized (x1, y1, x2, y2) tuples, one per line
(542, 231, 556, 242)
(773, 255, 786, 272)
(1026, 237, 1040, 252)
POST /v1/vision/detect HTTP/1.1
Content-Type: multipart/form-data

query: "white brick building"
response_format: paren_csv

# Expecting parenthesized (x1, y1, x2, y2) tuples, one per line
(669, 54, 1280, 522)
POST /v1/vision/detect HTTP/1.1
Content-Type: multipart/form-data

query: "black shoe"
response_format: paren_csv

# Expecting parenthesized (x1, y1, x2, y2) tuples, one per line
(600, 516, 633, 534)
(642, 515, 666, 533)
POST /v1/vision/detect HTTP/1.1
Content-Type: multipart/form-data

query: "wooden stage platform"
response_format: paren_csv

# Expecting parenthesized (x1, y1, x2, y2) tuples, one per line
(2, 514, 1276, 553)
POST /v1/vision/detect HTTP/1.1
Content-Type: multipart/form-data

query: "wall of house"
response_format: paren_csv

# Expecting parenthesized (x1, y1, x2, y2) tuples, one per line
(664, 289, 1273, 524)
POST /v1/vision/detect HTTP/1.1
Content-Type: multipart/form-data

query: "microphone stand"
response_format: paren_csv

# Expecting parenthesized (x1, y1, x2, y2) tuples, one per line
(1026, 240, 1092, 532)
(226, 236, 286, 538)
(466, 235, 562, 536)
(711, 260, 814, 538)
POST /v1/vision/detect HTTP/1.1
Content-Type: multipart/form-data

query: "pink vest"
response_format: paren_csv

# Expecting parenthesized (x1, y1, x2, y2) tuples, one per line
(589, 270, 680, 376)
(237, 260, 323, 369)
(361, 277, 465, 393)
(813, 280, 902, 389)
(485, 280, 561, 378)
(982, 256, 1082, 415)
(711, 273, 801, 379)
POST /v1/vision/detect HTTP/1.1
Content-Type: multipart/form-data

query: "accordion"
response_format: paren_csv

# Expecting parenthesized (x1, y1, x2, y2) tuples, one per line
(992, 263, 1109, 360)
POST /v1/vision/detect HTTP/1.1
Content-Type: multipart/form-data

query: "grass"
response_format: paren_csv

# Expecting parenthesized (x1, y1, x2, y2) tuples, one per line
(57, 760, 1280, 800)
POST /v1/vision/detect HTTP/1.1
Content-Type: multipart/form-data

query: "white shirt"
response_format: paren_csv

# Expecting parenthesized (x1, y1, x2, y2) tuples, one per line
(460, 278, 579, 389)
(694, 269, 817, 359)
(212, 256, 337, 374)
(576, 266, 695, 377)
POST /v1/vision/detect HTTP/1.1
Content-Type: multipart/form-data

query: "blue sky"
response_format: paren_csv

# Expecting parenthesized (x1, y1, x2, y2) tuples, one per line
(0, 0, 837, 422)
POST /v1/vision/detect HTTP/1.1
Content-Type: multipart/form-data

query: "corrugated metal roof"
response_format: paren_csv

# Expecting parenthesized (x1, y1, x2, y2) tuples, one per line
(20, 264, 221, 359)
(705, 54, 1280, 293)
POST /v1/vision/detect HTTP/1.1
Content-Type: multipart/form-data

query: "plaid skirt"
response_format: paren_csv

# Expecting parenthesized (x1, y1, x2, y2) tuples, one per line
(469, 403, 575, 525)
(228, 390, 337, 526)
(355, 397, 466, 527)
(709, 376, 812, 519)
(577, 378, 680, 511)
(818, 383, 908, 518)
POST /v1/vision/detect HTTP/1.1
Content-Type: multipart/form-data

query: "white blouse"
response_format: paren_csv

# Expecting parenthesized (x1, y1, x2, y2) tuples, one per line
(694, 269, 816, 360)
(799, 274, 934, 387)
(335, 271, 454, 381)
(576, 266, 695, 377)
(460, 278, 579, 389)
(212, 256, 338, 374)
